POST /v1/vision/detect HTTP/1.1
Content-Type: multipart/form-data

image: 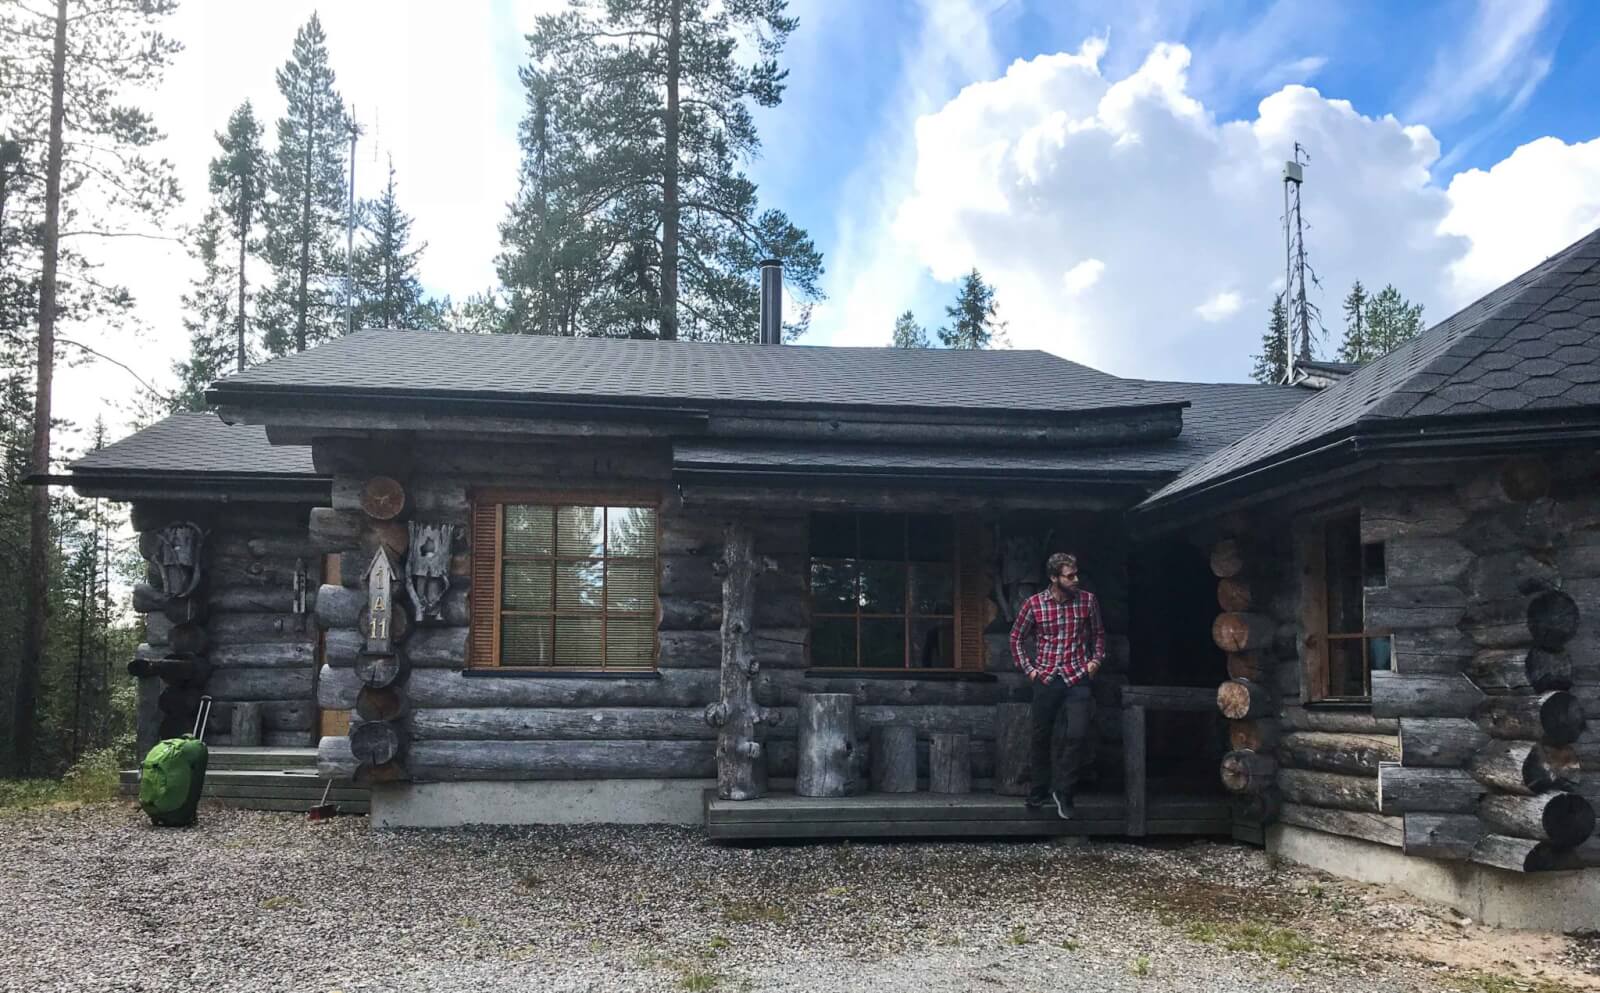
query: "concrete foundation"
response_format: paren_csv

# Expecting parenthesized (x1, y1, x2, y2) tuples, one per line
(371, 779, 713, 829)
(1269, 824, 1600, 932)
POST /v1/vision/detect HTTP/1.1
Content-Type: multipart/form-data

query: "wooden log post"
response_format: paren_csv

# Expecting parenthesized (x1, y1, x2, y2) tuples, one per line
(992, 702, 1031, 797)
(1403, 813, 1484, 860)
(705, 522, 780, 800)
(869, 724, 917, 794)
(1220, 749, 1276, 794)
(1475, 691, 1587, 745)
(1125, 703, 1147, 836)
(1217, 678, 1274, 720)
(795, 692, 855, 798)
(232, 702, 263, 747)
(1212, 613, 1274, 654)
(929, 732, 972, 794)
(1479, 793, 1596, 848)
(1469, 740, 1581, 795)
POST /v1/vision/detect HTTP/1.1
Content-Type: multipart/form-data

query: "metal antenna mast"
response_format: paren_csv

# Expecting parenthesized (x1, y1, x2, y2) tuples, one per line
(1281, 143, 1309, 384)
(345, 115, 361, 336)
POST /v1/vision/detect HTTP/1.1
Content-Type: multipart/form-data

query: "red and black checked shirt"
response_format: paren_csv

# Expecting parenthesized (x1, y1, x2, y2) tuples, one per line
(1009, 587, 1106, 686)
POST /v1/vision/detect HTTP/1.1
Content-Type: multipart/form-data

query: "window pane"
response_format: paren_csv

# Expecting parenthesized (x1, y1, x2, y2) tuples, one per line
(810, 561, 856, 613)
(858, 513, 905, 560)
(907, 515, 953, 562)
(556, 505, 604, 557)
(606, 616, 655, 668)
(555, 616, 603, 667)
(606, 559, 656, 612)
(1325, 516, 1364, 634)
(861, 618, 907, 667)
(503, 505, 553, 557)
(1327, 638, 1366, 698)
(811, 617, 855, 666)
(607, 506, 656, 557)
(910, 618, 955, 668)
(1370, 635, 1393, 672)
(502, 560, 553, 610)
(858, 561, 908, 614)
(810, 513, 856, 559)
(556, 559, 604, 611)
(910, 564, 955, 615)
(501, 616, 553, 666)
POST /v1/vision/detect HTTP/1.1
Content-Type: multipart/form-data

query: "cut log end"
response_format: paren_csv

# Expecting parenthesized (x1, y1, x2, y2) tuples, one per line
(1219, 749, 1276, 794)
(360, 476, 408, 521)
(1527, 590, 1579, 650)
(1217, 678, 1273, 720)
(1210, 539, 1244, 579)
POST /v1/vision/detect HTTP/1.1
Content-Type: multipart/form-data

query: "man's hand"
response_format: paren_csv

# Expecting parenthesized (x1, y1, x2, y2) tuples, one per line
(1087, 658, 1102, 676)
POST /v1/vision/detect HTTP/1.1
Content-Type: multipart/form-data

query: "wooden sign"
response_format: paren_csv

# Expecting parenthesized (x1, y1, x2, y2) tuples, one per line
(364, 548, 395, 654)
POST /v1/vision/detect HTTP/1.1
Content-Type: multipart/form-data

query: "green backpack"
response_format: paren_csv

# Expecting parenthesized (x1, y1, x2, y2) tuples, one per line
(138, 697, 212, 827)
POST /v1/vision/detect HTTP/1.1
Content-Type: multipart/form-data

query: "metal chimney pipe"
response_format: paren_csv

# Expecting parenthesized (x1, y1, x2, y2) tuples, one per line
(759, 259, 782, 344)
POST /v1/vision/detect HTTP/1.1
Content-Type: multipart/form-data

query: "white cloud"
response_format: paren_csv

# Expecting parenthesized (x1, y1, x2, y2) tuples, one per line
(1062, 258, 1105, 295)
(1404, 0, 1553, 128)
(1195, 290, 1242, 322)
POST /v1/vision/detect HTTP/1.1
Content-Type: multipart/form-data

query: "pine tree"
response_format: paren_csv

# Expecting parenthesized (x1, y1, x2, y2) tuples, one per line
(891, 310, 929, 348)
(1337, 281, 1368, 363)
(1252, 295, 1289, 384)
(1364, 284, 1425, 356)
(939, 269, 1006, 349)
(209, 102, 266, 371)
(172, 211, 238, 411)
(352, 162, 438, 329)
(260, 15, 349, 356)
(502, 0, 823, 341)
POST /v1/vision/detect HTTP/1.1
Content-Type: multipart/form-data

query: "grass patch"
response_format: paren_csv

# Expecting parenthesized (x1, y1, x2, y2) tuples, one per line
(707, 935, 731, 952)
(258, 895, 301, 911)
(517, 872, 544, 889)
(721, 900, 789, 925)
(1060, 938, 1080, 951)
(1007, 926, 1029, 946)
(1130, 955, 1151, 977)
(678, 969, 719, 992)
(1446, 972, 1583, 993)
(1184, 920, 1316, 970)
(0, 748, 124, 812)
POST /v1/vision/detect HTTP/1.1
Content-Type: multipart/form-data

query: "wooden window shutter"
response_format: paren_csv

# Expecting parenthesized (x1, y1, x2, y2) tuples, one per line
(954, 514, 988, 672)
(468, 500, 502, 667)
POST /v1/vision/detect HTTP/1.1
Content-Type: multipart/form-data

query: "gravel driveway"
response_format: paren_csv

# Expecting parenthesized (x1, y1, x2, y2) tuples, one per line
(2, 801, 1596, 992)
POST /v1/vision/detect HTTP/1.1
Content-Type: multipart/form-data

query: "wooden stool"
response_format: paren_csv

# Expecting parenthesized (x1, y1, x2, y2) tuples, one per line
(993, 702, 1031, 796)
(929, 732, 971, 794)
(796, 693, 855, 797)
(869, 724, 917, 793)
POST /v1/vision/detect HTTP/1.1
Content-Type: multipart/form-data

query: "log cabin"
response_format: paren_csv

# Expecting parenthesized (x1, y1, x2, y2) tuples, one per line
(66, 233, 1600, 929)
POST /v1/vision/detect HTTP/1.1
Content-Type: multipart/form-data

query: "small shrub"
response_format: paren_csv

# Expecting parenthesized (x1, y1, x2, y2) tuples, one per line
(1007, 926, 1029, 946)
(707, 935, 731, 952)
(258, 895, 300, 911)
(1130, 955, 1151, 977)
(1060, 938, 1080, 951)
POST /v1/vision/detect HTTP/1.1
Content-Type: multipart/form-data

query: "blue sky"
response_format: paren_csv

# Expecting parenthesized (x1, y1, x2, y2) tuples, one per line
(66, 0, 1600, 447)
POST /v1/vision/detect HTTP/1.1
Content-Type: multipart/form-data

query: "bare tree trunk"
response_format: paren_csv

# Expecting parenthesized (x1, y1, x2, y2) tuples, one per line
(14, 0, 68, 777)
(659, 0, 681, 341)
(295, 93, 314, 352)
(236, 196, 249, 371)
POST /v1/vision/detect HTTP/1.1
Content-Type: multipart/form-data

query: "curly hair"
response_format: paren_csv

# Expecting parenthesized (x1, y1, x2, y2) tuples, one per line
(1046, 552, 1077, 579)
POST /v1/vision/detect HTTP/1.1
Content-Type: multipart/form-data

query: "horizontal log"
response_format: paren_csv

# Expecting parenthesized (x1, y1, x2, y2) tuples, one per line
(314, 584, 363, 631)
(406, 739, 717, 781)
(1216, 678, 1273, 720)
(1469, 647, 1572, 694)
(350, 719, 407, 767)
(1475, 691, 1586, 745)
(317, 735, 358, 779)
(126, 656, 211, 684)
(356, 686, 406, 723)
(1372, 671, 1485, 719)
(143, 613, 173, 647)
(658, 628, 808, 670)
(208, 642, 316, 669)
(412, 707, 719, 741)
(1216, 578, 1251, 613)
(1480, 793, 1596, 848)
(1471, 834, 1566, 872)
(1360, 489, 1467, 543)
(1119, 685, 1217, 711)
(656, 595, 808, 632)
(206, 699, 312, 733)
(1279, 801, 1402, 847)
(1278, 732, 1399, 776)
(207, 587, 305, 614)
(754, 670, 1030, 708)
(1391, 627, 1476, 675)
(205, 667, 314, 702)
(132, 582, 166, 614)
(1364, 584, 1466, 631)
(405, 626, 470, 667)
(1209, 539, 1244, 579)
(1382, 536, 1472, 588)
(1219, 749, 1275, 794)
(1403, 813, 1483, 860)
(1399, 718, 1487, 768)
(1282, 707, 1398, 735)
(1278, 768, 1378, 812)
(407, 668, 718, 708)
(409, 477, 470, 522)
(211, 534, 323, 560)
(309, 507, 364, 552)
(322, 629, 363, 667)
(1225, 653, 1260, 681)
(1212, 612, 1273, 653)
(361, 520, 409, 559)
(1228, 720, 1276, 752)
(209, 612, 314, 644)
(658, 514, 805, 558)
(208, 558, 301, 590)
(1378, 765, 1482, 815)
(317, 665, 362, 710)
(1469, 741, 1580, 795)
(1466, 549, 1559, 602)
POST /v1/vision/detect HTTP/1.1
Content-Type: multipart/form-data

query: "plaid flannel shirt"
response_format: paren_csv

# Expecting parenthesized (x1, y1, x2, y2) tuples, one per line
(1009, 587, 1106, 686)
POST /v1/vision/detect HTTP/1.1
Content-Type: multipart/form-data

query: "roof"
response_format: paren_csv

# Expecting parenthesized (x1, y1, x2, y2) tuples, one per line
(1297, 359, 1360, 375)
(207, 330, 1178, 417)
(1142, 226, 1600, 513)
(69, 412, 318, 479)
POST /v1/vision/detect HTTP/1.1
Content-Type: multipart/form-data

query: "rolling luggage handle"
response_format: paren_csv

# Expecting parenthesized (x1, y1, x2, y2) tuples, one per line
(192, 695, 213, 741)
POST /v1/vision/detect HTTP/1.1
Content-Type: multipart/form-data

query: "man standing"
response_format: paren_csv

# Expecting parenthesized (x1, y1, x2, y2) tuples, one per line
(1009, 552, 1105, 818)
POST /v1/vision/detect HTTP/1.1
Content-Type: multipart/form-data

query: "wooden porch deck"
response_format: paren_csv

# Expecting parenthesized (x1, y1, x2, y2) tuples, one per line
(704, 789, 1231, 840)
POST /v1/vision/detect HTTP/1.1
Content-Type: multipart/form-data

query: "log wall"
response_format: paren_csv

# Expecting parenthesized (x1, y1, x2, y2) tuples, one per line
(130, 502, 320, 754)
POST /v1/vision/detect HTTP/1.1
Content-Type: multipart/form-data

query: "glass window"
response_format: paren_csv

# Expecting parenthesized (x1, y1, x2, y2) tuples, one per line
(493, 502, 658, 670)
(1312, 514, 1385, 701)
(808, 512, 960, 669)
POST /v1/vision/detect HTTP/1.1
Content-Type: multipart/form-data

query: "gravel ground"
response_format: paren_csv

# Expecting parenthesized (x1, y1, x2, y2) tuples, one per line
(2, 801, 1596, 993)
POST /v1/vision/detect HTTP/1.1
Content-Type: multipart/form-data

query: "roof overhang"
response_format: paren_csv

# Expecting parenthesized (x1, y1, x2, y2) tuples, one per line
(42, 470, 331, 505)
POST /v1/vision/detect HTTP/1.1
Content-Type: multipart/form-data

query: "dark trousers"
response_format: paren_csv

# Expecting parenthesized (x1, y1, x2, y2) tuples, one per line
(1029, 679, 1093, 797)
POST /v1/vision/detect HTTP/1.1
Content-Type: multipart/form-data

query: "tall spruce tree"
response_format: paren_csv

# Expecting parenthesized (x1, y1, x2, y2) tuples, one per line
(891, 310, 929, 349)
(260, 15, 349, 355)
(1252, 294, 1290, 384)
(502, 0, 823, 341)
(939, 269, 1005, 349)
(1365, 283, 1425, 356)
(172, 211, 237, 411)
(1337, 280, 1368, 363)
(0, 0, 180, 775)
(352, 162, 438, 329)
(209, 102, 266, 371)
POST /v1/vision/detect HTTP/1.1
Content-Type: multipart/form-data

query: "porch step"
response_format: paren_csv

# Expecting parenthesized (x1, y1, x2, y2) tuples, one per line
(705, 789, 1232, 841)
(120, 761, 368, 815)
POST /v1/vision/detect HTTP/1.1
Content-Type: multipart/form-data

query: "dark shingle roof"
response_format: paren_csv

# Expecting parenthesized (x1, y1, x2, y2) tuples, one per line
(1143, 226, 1600, 511)
(70, 412, 317, 478)
(210, 330, 1177, 415)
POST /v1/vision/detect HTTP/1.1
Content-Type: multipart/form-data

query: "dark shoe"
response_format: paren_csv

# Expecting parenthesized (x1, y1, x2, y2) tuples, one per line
(1052, 790, 1074, 819)
(1024, 791, 1050, 809)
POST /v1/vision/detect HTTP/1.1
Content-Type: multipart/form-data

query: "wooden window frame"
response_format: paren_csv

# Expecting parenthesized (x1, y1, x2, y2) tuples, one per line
(470, 488, 660, 673)
(807, 512, 983, 673)
(1301, 510, 1389, 704)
